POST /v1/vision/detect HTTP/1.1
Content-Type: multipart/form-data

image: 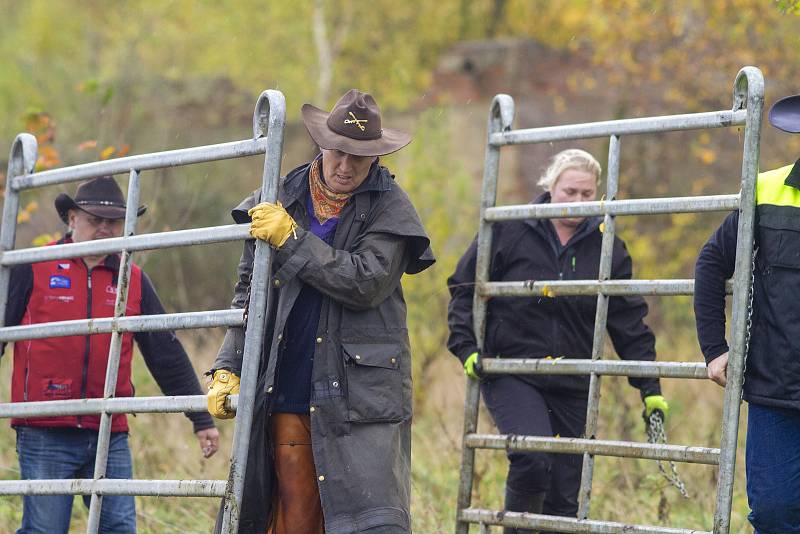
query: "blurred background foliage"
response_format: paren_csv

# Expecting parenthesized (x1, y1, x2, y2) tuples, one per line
(1, 0, 800, 532)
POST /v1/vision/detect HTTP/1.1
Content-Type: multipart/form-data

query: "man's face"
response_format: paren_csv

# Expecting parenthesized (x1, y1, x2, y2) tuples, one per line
(68, 209, 124, 243)
(549, 168, 597, 228)
(321, 149, 377, 194)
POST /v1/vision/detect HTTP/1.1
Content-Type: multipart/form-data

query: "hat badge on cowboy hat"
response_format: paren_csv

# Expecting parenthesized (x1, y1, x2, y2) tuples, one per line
(55, 176, 147, 224)
(301, 89, 411, 157)
(769, 94, 800, 134)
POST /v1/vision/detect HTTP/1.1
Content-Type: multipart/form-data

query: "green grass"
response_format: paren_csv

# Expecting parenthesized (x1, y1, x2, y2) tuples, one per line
(0, 334, 754, 533)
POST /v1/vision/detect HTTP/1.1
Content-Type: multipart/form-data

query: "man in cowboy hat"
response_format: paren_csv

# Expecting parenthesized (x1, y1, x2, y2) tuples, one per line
(2, 176, 219, 534)
(695, 95, 800, 533)
(208, 89, 434, 533)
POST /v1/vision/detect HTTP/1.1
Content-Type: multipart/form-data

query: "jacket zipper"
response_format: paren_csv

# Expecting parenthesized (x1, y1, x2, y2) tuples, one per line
(23, 362, 30, 401)
(78, 267, 93, 427)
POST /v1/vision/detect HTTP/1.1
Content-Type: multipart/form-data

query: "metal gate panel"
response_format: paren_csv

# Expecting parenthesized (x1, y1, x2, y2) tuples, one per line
(0, 90, 286, 534)
(455, 67, 764, 534)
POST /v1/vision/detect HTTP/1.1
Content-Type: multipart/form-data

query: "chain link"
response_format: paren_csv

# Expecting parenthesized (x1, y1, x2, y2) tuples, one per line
(740, 246, 757, 394)
(646, 411, 689, 498)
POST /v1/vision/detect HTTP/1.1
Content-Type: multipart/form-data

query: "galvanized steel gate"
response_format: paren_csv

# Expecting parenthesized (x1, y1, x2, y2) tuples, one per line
(455, 67, 764, 534)
(0, 89, 287, 534)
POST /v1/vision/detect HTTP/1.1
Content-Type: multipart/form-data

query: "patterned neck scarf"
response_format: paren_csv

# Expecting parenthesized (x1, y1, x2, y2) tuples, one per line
(308, 157, 351, 224)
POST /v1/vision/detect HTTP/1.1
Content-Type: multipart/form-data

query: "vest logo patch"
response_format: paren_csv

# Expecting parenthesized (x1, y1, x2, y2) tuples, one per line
(44, 295, 75, 303)
(49, 275, 71, 289)
(42, 378, 72, 399)
(57, 262, 70, 270)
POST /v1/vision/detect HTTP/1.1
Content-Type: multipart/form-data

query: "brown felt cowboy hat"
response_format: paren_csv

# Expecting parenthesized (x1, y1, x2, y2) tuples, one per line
(55, 176, 146, 224)
(301, 89, 412, 156)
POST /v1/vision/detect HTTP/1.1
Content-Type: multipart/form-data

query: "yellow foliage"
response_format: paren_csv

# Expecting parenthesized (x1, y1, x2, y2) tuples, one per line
(32, 232, 61, 247)
(100, 146, 116, 160)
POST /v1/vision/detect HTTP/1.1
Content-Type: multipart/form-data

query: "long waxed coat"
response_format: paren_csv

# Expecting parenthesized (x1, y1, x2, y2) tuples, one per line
(212, 159, 434, 533)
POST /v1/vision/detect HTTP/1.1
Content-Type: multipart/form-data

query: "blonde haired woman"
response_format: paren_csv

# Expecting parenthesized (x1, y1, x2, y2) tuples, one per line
(447, 149, 668, 532)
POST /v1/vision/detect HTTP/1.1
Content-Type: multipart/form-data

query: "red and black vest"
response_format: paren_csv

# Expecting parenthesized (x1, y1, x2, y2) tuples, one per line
(11, 252, 143, 432)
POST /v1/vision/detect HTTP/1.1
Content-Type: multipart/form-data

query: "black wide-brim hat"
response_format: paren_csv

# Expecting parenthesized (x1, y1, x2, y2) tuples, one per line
(769, 94, 800, 133)
(55, 175, 146, 224)
(301, 89, 412, 157)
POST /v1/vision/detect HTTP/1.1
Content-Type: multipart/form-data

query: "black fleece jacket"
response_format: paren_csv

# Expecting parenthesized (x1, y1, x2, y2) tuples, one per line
(447, 193, 661, 398)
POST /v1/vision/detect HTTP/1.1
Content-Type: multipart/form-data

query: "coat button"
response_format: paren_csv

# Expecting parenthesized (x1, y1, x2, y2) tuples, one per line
(316, 337, 323, 344)
(332, 381, 339, 388)
(277, 334, 282, 341)
(318, 475, 325, 481)
(355, 355, 361, 360)
(267, 386, 273, 393)
(273, 279, 281, 287)
(310, 406, 316, 413)
(390, 357, 396, 364)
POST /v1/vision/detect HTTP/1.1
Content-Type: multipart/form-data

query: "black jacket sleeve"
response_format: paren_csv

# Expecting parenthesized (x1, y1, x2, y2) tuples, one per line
(694, 211, 738, 363)
(606, 239, 661, 398)
(134, 272, 215, 432)
(447, 235, 481, 363)
(1, 264, 34, 356)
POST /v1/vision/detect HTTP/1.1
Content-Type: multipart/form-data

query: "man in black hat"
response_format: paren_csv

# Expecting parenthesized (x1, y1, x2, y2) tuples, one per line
(695, 95, 800, 533)
(2, 176, 219, 534)
(207, 89, 434, 533)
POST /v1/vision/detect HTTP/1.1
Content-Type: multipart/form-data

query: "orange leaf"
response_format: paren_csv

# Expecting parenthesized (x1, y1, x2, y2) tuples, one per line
(17, 211, 30, 224)
(35, 146, 61, 171)
(116, 144, 131, 157)
(77, 140, 98, 151)
(100, 146, 116, 160)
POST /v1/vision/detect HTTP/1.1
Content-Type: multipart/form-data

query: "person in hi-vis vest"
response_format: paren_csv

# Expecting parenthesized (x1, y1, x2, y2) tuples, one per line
(695, 95, 800, 533)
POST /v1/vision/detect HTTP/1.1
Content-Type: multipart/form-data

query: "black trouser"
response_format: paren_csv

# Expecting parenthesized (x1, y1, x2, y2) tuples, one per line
(481, 375, 588, 518)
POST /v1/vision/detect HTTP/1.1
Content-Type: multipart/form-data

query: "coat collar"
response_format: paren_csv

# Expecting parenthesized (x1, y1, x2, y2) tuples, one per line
(56, 235, 121, 271)
(783, 158, 800, 190)
(524, 192, 602, 243)
(281, 155, 393, 209)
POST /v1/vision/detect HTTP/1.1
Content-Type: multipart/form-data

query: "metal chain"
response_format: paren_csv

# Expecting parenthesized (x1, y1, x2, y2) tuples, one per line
(646, 411, 689, 498)
(740, 245, 757, 394)
(642, 244, 759, 500)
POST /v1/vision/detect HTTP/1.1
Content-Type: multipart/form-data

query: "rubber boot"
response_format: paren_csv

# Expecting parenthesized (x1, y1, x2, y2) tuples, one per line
(502, 485, 546, 534)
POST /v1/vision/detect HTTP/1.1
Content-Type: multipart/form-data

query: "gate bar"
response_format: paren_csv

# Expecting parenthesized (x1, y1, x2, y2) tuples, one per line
(481, 358, 708, 379)
(0, 479, 227, 497)
(577, 135, 621, 518)
(0, 134, 36, 329)
(712, 67, 764, 534)
(220, 90, 286, 534)
(454, 93, 515, 534)
(465, 434, 719, 464)
(0, 309, 243, 343)
(480, 279, 733, 297)
(492, 109, 746, 146)
(1, 224, 250, 266)
(11, 137, 270, 190)
(461, 509, 710, 534)
(86, 169, 142, 533)
(485, 194, 739, 221)
(0, 394, 239, 418)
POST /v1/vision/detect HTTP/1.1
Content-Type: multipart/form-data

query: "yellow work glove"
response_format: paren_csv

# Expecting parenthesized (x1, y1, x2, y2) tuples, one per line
(463, 352, 483, 380)
(207, 370, 240, 419)
(644, 395, 670, 420)
(248, 201, 298, 248)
